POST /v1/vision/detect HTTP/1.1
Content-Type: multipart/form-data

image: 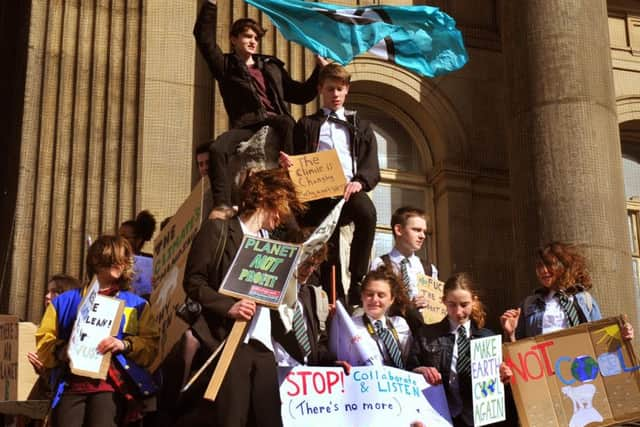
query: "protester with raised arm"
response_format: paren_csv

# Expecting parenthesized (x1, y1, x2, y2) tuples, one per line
(194, 0, 327, 211)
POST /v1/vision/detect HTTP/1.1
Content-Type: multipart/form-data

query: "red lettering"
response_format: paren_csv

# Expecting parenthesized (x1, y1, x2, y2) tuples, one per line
(326, 371, 341, 394)
(506, 355, 529, 383)
(285, 373, 301, 397)
(297, 371, 312, 396)
(312, 372, 326, 394)
(531, 340, 555, 376)
(524, 350, 544, 380)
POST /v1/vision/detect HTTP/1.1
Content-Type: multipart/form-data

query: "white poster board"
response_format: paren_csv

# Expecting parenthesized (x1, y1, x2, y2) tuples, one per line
(279, 365, 452, 427)
(471, 335, 505, 426)
(67, 279, 124, 379)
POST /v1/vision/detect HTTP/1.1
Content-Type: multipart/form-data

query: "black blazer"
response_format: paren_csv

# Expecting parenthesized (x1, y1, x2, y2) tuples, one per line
(183, 217, 244, 350)
(408, 317, 495, 426)
(293, 110, 380, 192)
(271, 285, 335, 366)
(194, 2, 320, 129)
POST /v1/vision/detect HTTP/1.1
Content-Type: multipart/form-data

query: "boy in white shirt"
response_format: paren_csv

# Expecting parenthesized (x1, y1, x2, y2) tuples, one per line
(370, 206, 437, 332)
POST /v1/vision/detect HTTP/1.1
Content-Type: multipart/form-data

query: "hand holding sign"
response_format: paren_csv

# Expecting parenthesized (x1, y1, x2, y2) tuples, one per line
(287, 149, 347, 202)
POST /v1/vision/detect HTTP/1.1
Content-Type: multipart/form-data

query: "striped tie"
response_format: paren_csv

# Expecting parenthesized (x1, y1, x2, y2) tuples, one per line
(293, 302, 311, 358)
(555, 292, 581, 327)
(456, 326, 471, 376)
(375, 320, 404, 369)
(400, 257, 411, 293)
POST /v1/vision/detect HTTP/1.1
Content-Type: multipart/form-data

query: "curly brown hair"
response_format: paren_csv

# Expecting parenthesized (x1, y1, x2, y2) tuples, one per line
(361, 265, 411, 316)
(240, 168, 306, 222)
(537, 241, 592, 293)
(443, 272, 487, 328)
(86, 235, 135, 290)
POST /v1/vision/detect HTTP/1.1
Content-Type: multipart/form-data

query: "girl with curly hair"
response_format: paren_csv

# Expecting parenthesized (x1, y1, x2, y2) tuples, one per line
(500, 241, 634, 341)
(351, 265, 413, 368)
(179, 168, 304, 427)
(408, 272, 512, 427)
(36, 235, 159, 427)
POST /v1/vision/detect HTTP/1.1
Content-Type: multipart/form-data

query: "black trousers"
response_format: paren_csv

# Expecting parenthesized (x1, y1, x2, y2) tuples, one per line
(298, 192, 376, 304)
(175, 340, 282, 427)
(209, 115, 295, 207)
(52, 391, 122, 427)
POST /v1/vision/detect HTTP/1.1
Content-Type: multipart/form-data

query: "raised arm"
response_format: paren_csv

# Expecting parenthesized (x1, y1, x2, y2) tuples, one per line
(194, 0, 225, 80)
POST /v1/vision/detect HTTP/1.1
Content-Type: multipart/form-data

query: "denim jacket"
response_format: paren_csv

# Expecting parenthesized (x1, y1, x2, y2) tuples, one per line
(515, 288, 602, 339)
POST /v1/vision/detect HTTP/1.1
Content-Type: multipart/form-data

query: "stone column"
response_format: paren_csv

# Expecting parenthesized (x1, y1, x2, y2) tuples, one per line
(502, 0, 638, 329)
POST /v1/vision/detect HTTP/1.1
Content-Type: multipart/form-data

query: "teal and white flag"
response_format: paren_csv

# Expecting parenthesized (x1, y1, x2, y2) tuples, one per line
(245, 0, 468, 78)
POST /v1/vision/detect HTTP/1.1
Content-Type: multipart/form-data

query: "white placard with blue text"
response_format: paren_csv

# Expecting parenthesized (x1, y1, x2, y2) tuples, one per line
(279, 365, 452, 427)
(471, 335, 506, 426)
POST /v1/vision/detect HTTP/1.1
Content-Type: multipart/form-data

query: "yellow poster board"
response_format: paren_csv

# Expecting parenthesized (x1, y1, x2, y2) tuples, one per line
(415, 273, 447, 324)
(288, 149, 347, 202)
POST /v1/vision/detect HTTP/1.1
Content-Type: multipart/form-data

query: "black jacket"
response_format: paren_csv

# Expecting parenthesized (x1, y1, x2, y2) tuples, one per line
(183, 217, 244, 350)
(407, 317, 495, 426)
(293, 110, 381, 191)
(194, 2, 320, 129)
(270, 285, 335, 366)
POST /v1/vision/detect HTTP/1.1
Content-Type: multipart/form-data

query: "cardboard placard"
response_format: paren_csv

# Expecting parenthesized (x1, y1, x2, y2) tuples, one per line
(17, 322, 38, 401)
(0, 315, 19, 401)
(471, 335, 505, 426)
(288, 149, 347, 202)
(68, 279, 124, 379)
(149, 177, 207, 372)
(219, 236, 300, 307)
(415, 274, 447, 324)
(503, 316, 640, 427)
(279, 365, 452, 427)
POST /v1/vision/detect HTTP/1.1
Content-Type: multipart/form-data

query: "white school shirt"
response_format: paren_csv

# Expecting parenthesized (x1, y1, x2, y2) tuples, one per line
(239, 221, 273, 351)
(448, 319, 470, 418)
(351, 314, 412, 365)
(370, 248, 436, 299)
(272, 284, 307, 367)
(542, 290, 570, 334)
(317, 107, 354, 181)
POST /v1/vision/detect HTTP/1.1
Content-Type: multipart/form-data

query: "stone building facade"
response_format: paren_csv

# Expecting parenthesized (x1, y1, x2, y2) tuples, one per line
(1, 0, 639, 334)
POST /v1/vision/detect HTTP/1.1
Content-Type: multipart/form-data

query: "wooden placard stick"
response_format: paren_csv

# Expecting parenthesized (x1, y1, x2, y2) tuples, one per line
(203, 319, 249, 401)
(331, 265, 337, 306)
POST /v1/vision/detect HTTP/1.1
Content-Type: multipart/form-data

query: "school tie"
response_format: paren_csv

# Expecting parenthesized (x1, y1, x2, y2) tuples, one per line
(399, 257, 411, 293)
(555, 292, 581, 327)
(456, 326, 471, 376)
(292, 302, 311, 358)
(375, 320, 404, 369)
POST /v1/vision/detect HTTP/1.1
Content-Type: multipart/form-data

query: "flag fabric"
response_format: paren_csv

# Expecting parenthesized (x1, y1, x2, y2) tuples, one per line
(281, 199, 346, 308)
(329, 301, 383, 366)
(244, 0, 467, 78)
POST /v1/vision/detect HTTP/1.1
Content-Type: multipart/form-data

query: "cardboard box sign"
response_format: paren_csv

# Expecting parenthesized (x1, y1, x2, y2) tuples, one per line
(288, 149, 347, 202)
(149, 177, 208, 372)
(0, 316, 39, 402)
(415, 274, 447, 325)
(503, 316, 640, 427)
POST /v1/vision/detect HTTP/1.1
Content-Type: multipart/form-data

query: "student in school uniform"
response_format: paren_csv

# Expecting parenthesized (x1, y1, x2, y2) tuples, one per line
(280, 63, 380, 306)
(271, 231, 337, 367)
(177, 168, 305, 427)
(500, 241, 634, 341)
(35, 235, 159, 427)
(408, 273, 512, 427)
(370, 206, 437, 333)
(350, 266, 413, 369)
